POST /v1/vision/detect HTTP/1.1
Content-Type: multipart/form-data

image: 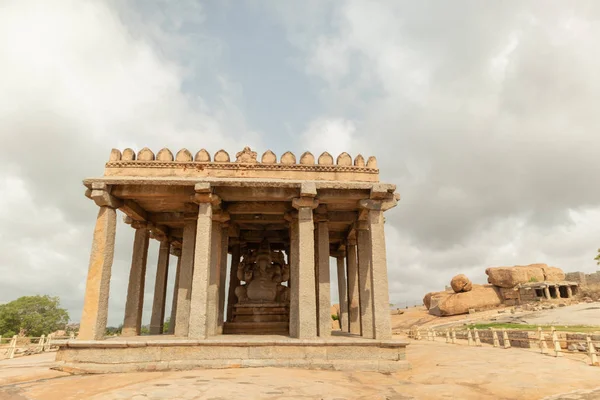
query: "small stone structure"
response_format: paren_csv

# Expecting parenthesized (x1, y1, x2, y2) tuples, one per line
(566, 271, 600, 287)
(55, 146, 409, 372)
(425, 264, 579, 316)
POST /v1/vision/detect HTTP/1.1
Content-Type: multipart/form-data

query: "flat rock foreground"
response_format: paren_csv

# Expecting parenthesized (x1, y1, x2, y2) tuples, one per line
(1, 335, 599, 400)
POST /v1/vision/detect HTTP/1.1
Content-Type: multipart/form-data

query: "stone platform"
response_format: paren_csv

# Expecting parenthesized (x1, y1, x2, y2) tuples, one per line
(53, 334, 410, 374)
(224, 303, 290, 335)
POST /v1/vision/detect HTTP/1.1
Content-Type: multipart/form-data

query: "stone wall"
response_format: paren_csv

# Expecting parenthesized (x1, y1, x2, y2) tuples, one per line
(565, 271, 600, 287)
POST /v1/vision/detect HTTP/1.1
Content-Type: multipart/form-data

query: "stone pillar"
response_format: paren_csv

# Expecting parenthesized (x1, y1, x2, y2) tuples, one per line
(188, 184, 219, 338)
(149, 239, 170, 335)
(556, 285, 562, 299)
(79, 206, 117, 340)
(315, 215, 331, 338)
(174, 215, 197, 337)
(226, 241, 241, 322)
(187, 204, 214, 338)
(288, 212, 300, 338)
(544, 286, 551, 300)
(205, 219, 222, 337)
(217, 221, 230, 333)
(336, 255, 349, 332)
(567, 286, 573, 298)
(356, 221, 374, 339)
(363, 204, 392, 340)
(291, 184, 319, 339)
(346, 240, 360, 335)
(122, 221, 150, 337)
(167, 248, 181, 334)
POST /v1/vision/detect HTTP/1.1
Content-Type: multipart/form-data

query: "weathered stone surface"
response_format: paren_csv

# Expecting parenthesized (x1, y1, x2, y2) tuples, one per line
(156, 148, 174, 161)
(121, 148, 135, 160)
(175, 148, 193, 161)
(214, 149, 230, 162)
(336, 152, 352, 166)
(450, 274, 473, 293)
(486, 264, 565, 288)
(194, 149, 211, 162)
(429, 285, 502, 316)
(137, 147, 155, 161)
(423, 291, 449, 310)
(366, 156, 377, 169)
(109, 149, 121, 161)
(261, 150, 277, 164)
(318, 152, 334, 165)
(235, 146, 257, 163)
(280, 151, 296, 164)
(346, 242, 360, 334)
(354, 154, 365, 167)
(299, 151, 314, 164)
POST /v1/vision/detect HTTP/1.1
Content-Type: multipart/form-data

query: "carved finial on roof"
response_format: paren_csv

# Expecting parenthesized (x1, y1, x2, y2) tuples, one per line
(280, 151, 296, 164)
(138, 147, 155, 161)
(261, 150, 277, 164)
(318, 152, 333, 165)
(195, 149, 211, 162)
(109, 149, 122, 161)
(122, 148, 136, 161)
(299, 151, 315, 165)
(176, 149, 193, 161)
(337, 152, 352, 166)
(156, 148, 174, 161)
(236, 146, 258, 163)
(214, 149, 230, 162)
(366, 156, 378, 169)
(354, 154, 365, 167)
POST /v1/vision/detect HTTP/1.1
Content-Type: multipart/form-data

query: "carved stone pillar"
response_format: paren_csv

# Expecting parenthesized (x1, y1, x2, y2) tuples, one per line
(149, 239, 170, 335)
(356, 220, 374, 339)
(226, 240, 241, 322)
(188, 183, 218, 338)
(217, 223, 229, 332)
(174, 213, 197, 336)
(566, 285, 573, 298)
(346, 239, 360, 335)
(291, 183, 319, 339)
(167, 247, 181, 334)
(288, 212, 300, 338)
(122, 221, 150, 337)
(544, 286, 551, 300)
(79, 184, 121, 340)
(315, 212, 331, 338)
(336, 255, 349, 332)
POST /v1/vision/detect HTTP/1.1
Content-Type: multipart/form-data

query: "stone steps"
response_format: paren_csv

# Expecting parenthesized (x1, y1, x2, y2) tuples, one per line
(223, 321, 289, 335)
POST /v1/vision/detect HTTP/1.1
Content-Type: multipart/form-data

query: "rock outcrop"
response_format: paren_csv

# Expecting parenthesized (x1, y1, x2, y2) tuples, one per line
(450, 274, 473, 293)
(485, 264, 565, 288)
(428, 285, 503, 316)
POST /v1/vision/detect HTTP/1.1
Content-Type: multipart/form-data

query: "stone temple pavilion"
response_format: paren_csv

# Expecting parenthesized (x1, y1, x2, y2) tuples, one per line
(55, 146, 409, 372)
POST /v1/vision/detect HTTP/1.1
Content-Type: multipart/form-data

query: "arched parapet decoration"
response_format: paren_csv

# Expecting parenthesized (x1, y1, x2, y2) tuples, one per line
(109, 149, 122, 161)
(137, 147, 155, 161)
(156, 148, 174, 161)
(336, 152, 352, 166)
(195, 149, 211, 162)
(214, 149, 230, 162)
(318, 152, 333, 165)
(122, 148, 136, 161)
(261, 150, 277, 164)
(366, 156, 378, 169)
(354, 154, 365, 167)
(175, 149, 193, 162)
(299, 151, 315, 165)
(280, 151, 296, 164)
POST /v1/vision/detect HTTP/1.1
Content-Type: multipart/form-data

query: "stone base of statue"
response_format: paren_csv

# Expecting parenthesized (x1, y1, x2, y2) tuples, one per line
(223, 302, 289, 335)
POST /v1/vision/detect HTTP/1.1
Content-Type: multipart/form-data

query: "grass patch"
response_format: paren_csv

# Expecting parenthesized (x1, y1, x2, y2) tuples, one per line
(466, 323, 600, 333)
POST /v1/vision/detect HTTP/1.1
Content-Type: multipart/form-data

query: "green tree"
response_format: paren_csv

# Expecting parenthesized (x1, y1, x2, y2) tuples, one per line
(0, 295, 69, 337)
(596, 249, 600, 265)
(162, 318, 170, 334)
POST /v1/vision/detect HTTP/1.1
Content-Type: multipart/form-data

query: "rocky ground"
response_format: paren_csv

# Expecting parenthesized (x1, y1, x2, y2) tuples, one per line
(1, 334, 600, 399)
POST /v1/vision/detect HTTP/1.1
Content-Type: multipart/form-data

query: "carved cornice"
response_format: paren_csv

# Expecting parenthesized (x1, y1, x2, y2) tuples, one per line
(105, 160, 379, 174)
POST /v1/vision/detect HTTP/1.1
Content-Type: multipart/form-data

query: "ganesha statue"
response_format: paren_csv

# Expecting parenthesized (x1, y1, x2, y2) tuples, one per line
(235, 239, 290, 304)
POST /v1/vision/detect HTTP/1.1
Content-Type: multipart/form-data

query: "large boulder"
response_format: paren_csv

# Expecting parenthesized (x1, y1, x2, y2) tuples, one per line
(450, 274, 473, 293)
(423, 291, 450, 310)
(428, 285, 503, 316)
(485, 264, 565, 288)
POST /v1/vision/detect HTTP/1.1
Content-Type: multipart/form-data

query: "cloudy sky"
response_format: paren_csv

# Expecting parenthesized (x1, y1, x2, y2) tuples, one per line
(1, 0, 600, 326)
